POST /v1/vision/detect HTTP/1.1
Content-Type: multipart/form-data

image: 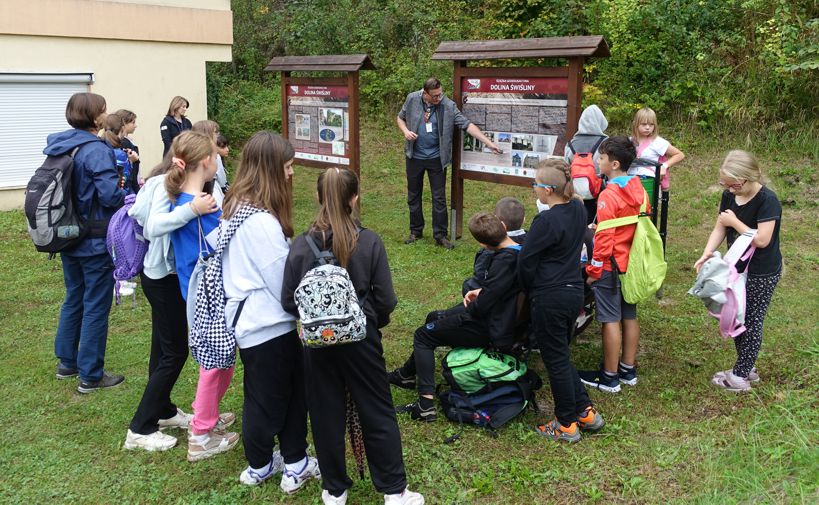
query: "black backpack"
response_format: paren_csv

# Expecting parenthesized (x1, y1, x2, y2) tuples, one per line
(437, 367, 541, 443)
(24, 145, 101, 256)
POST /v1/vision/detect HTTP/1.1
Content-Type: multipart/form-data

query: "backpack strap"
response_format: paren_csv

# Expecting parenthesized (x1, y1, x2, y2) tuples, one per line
(594, 189, 649, 233)
(590, 135, 605, 154)
(723, 230, 756, 266)
(304, 233, 336, 265)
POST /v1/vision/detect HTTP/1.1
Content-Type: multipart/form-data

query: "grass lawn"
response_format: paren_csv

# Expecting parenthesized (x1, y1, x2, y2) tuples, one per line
(0, 120, 816, 504)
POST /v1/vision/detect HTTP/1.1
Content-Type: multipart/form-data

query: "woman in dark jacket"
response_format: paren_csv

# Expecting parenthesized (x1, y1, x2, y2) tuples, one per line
(45, 92, 125, 393)
(160, 96, 192, 156)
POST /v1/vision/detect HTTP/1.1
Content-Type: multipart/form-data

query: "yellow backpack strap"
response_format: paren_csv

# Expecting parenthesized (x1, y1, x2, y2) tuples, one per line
(595, 189, 650, 233)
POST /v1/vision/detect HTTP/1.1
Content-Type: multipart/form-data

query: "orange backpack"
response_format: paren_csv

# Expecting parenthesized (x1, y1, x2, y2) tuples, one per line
(569, 137, 605, 200)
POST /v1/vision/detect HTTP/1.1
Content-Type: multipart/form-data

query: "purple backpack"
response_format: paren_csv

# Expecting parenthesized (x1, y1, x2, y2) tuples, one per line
(106, 194, 148, 304)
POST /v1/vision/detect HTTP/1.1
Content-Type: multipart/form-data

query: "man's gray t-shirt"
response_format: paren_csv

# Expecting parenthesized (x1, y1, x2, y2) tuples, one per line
(412, 104, 440, 160)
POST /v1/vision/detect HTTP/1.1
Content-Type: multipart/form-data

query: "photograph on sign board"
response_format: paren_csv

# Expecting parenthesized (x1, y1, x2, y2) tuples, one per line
(319, 108, 344, 144)
(295, 114, 311, 141)
(343, 112, 349, 141)
(460, 76, 568, 179)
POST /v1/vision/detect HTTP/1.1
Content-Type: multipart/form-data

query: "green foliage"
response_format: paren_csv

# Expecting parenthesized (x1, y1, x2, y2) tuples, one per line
(208, 0, 818, 132)
(208, 78, 281, 148)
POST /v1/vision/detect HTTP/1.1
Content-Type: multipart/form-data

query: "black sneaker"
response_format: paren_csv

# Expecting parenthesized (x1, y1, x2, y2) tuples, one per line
(435, 237, 455, 250)
(578, 369, 621, 393)
(397, 400, 437, 422)
(77, 372, 125, 394)
(618, 363, 638, 386)
(56, 364, 78, 380)
(387, 369, 416, 390)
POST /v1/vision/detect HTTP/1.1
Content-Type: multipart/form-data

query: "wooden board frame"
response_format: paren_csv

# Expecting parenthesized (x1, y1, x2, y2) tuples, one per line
(280, 72, 362, 175)
(449, 60, 584, 238)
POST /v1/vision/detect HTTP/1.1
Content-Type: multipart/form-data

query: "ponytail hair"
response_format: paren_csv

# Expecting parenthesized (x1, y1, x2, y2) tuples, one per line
(223, 131, 294, 237)
(192, 120, 220, 141)
(163, 131, 216, 202)
(313, 168, 359, 268)
(536, 159, 575, 202)
(102, 113, 125, 148)
(113, 109, 136, 124)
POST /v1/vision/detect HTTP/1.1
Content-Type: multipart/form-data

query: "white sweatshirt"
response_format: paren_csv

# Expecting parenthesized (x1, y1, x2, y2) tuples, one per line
(128, 174, 197, 280)
(221, 211, 297, 349)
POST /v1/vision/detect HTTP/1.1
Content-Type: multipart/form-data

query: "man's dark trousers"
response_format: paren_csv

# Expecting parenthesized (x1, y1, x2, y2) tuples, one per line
(406, 156, 447, 239)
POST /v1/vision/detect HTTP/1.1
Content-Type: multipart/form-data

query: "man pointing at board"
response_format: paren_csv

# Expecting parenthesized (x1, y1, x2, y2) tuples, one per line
(397, 77, 502, 249)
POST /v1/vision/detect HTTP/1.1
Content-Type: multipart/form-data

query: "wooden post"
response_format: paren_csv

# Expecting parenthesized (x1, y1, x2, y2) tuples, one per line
(450, 60, 467, 240)
(566, 57, 584, 141)
(347, 71, 360, 177)
(280, 71, 290, 139)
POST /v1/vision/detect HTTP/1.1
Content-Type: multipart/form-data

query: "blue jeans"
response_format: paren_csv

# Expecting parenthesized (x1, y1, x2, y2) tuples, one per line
(54, 253, 115, 382)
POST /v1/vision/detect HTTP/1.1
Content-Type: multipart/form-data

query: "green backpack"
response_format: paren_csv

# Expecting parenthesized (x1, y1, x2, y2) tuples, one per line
(441, 348, 528, 395)
(595, 190, 667, 304)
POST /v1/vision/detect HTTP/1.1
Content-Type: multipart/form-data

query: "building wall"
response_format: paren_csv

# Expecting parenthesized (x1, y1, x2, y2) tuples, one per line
(0, 0, 232, 210)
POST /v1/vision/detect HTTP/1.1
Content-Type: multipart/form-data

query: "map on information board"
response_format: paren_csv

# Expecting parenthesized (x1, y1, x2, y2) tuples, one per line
(459, 77, 568, 179)
(287, 85, 350, 165)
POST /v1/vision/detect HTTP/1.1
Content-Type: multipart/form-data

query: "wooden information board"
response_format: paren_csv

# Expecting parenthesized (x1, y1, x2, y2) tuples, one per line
(265, 54, 375, 176)
(432, 36, 610, 239)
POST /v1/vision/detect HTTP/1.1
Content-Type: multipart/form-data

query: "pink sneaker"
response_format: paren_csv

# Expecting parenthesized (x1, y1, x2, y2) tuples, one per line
(711, 371, 752, 392)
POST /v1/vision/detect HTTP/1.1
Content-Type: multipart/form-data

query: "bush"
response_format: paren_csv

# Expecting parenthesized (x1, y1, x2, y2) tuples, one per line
(208, 78, 281, 148)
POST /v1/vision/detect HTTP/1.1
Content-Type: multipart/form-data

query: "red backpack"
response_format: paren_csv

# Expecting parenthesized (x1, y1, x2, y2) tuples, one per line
(569, 137, 605, 200)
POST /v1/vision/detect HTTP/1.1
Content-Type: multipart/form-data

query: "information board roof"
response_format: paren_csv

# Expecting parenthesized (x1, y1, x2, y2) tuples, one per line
(264, 54, 375, 72)
(432, 36, 610, 61)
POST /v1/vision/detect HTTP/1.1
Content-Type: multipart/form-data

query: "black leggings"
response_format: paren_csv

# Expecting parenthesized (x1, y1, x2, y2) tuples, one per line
(398, 305, 491, 395)
(129, 273, 188, 435)
(306, 324, 407, 495)
(239, 330, 309, 469)
(733, 271, 781, 378)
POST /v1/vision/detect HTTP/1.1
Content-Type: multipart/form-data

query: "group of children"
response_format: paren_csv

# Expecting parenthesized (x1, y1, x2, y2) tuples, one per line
(49, 93, 781, 502)
(388, 106, 782, 441)
(124, 128, 424, 505)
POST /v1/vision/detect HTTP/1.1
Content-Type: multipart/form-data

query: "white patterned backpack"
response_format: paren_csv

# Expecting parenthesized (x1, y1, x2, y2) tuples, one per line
(188, 204, 265, 369)
(294, 233, 367, 348)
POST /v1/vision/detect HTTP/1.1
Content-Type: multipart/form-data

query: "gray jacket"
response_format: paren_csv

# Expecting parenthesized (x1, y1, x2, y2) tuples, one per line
(398, 90, 472, 168)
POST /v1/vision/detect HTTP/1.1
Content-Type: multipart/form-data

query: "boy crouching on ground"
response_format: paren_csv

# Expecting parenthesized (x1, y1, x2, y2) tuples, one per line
(389, 212, 522, 421)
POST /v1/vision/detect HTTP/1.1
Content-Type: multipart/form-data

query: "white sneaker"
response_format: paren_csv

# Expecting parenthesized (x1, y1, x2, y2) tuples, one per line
(280, 456, 321, 494)
(158, 408, 193, 430)
(239, 450, 284, 486)
(384, 488, 425, 505)
(215, 411, 236, 430)
(123, 429, 177, 451)
(187, 429, 240, 462)
(711, 371, 752, 392)
(713, 367, 761, 383)
(322, 489, 348, 504)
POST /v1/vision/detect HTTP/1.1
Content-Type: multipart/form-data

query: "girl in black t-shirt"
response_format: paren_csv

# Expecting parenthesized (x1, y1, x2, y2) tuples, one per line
(694, 150, 782, 392)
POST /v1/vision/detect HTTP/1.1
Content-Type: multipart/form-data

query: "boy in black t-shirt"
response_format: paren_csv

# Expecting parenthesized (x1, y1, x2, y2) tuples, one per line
(390, 212, 522, 421)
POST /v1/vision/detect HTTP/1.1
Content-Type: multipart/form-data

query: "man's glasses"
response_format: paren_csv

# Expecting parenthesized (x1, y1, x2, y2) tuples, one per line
(719, 179, 746, 190)
(532, 182, 557, 189)
(426, 92, 444, 101)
